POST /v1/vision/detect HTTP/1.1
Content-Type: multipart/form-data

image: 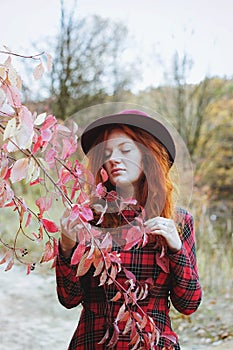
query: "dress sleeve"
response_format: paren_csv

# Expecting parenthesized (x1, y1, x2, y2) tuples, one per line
(55, 242, 84, 309)
(168, 210, 202, 315)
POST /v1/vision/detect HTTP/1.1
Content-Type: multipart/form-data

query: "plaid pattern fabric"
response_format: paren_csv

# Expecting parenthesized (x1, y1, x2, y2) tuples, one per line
(56, 208, 202, 349)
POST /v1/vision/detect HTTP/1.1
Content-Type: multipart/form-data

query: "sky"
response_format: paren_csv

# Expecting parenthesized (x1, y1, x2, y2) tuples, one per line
(1, 0, 233, 91)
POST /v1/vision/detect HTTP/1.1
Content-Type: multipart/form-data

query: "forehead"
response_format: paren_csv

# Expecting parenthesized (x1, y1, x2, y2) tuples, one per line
(105, 129, 135, 146)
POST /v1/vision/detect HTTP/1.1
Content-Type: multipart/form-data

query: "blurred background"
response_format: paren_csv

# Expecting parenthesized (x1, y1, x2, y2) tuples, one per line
(0, 0, 232, 348)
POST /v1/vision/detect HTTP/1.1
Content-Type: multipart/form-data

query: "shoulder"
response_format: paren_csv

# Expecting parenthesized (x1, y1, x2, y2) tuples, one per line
(174, 207, 194, 239)
(174, 207, 194, 223)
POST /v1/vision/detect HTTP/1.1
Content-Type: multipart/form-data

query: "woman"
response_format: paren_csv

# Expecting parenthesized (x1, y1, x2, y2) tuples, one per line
(56, 110, 202, 349)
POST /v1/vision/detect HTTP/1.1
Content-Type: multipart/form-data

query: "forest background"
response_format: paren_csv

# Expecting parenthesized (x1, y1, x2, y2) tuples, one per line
(0, 1, 232, 349)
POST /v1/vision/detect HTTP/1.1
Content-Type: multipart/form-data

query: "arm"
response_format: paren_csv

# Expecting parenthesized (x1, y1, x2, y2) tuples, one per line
(55, 242, 84, 309)
(168, 210, 202, 315)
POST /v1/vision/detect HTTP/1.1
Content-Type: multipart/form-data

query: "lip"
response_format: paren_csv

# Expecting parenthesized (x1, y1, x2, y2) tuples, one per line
(111, 168, 125, 175)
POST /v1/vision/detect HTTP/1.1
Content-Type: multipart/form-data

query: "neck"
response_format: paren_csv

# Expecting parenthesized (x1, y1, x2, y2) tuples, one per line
(117, 184, 136, 200)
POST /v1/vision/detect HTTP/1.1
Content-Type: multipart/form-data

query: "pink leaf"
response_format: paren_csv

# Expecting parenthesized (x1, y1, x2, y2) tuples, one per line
(96, 182, 107, 198)
(45, 148, 58, 167)
(71, 240, 86, 265)
(61, 138, 77, 159)
(5, 85, 21, 108)
(100, 167, 108, 182)
(80, 205, 94, 222)
(10, 158, 29, 183)
(36, 196, 52, 215)
(100, 232, 112, 251)
(33, 62, 44, 80)
(3, 117, 16, 140)
(70, 204, 80, 220)
(123, 226, 142, 250)
(41, 218, 59, 233)
(40, 240, 54, 262)
(46, 52, 53, 72)
(123, 267, 136, 282)
(41, 128, 52, 142)
(41, 114, 56, 130)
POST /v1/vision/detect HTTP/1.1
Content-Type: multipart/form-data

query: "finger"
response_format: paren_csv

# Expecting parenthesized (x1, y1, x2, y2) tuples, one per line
(145, 217, 171, 225)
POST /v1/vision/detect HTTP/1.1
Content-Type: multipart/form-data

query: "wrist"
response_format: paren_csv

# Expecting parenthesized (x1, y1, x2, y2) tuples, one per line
(60, 238, 76, 258)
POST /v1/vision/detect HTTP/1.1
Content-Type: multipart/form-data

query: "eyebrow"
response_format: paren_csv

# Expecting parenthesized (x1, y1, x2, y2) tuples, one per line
(105, 141, 133, 150)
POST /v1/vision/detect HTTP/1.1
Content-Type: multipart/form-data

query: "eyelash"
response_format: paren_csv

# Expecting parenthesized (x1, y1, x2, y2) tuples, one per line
(104, 149, 130, 159)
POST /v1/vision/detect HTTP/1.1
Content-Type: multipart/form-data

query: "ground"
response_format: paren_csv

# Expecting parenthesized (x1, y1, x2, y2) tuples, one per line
(0, 265, 232, 350)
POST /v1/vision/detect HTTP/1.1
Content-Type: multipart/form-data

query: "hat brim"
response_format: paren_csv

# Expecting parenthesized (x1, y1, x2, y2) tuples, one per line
(81, 112, 176, 166)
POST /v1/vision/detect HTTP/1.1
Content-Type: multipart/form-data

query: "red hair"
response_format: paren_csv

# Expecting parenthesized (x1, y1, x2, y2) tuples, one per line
(85, 125, 174, 224)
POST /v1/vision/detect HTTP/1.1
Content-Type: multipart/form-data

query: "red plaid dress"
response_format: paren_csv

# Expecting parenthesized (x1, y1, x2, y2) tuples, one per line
(56, 208, 202, 349)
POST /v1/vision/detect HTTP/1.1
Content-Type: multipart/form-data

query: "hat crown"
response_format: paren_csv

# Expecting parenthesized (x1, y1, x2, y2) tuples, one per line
(81, 110, 176, 166)
(119, 109, 149, 117)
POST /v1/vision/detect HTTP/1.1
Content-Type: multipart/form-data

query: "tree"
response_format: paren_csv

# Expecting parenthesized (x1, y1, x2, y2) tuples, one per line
(153, 52, 226, 159)
(195, 91, 233, 202)
(48, 1, 141, 119)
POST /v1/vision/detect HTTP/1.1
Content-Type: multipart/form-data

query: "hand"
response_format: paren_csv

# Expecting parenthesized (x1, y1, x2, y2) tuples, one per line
(144, 217, 182, 253)
(60, 208, 80, 258)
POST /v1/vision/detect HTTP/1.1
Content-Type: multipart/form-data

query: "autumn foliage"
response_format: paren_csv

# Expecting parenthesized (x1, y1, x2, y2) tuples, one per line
(0, 49, 179, 349)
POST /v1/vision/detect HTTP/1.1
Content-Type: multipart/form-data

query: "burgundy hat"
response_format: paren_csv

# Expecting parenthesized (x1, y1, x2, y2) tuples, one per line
(81, 109, 176, 166)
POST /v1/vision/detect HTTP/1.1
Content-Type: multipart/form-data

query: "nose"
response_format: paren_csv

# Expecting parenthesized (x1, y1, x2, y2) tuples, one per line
(108, 149, 122, 164)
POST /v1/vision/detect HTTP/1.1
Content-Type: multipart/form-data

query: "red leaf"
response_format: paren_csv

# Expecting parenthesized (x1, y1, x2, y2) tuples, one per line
(123, 226, 142, 250)
(41, 218, 59, 233)
(80, 205, 94, 222)
(41, 114, 56, 130)
(115, 304, 126, 322)
(5, 258, 14, 271)
(0, 253, 8, 265)
(40, 240, 54, 262)
(111, 291, 122, 302)
(30, 178, 43, 186)
(99, 269, 108, 286)
(25, 212, 32, 227)
(122, 316, 132, 335)
(100, 232, 112, 251)
(71, 240, 86, 265)
(93, 258, 104, 277)
(98, 328, 109, 345)
(123, 267, 136, 282)
(27, 264, 32, 275)
(36, 196, 52, 215)
(107, 323, 120, 348)
(76, 251, 93, 277)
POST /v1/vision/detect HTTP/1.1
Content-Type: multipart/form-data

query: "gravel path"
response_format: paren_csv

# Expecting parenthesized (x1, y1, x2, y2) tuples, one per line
(0, 265, 232, 350)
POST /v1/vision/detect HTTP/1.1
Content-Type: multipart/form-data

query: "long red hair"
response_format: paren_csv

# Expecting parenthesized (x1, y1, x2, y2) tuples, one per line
(85, 124, 174, 225)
